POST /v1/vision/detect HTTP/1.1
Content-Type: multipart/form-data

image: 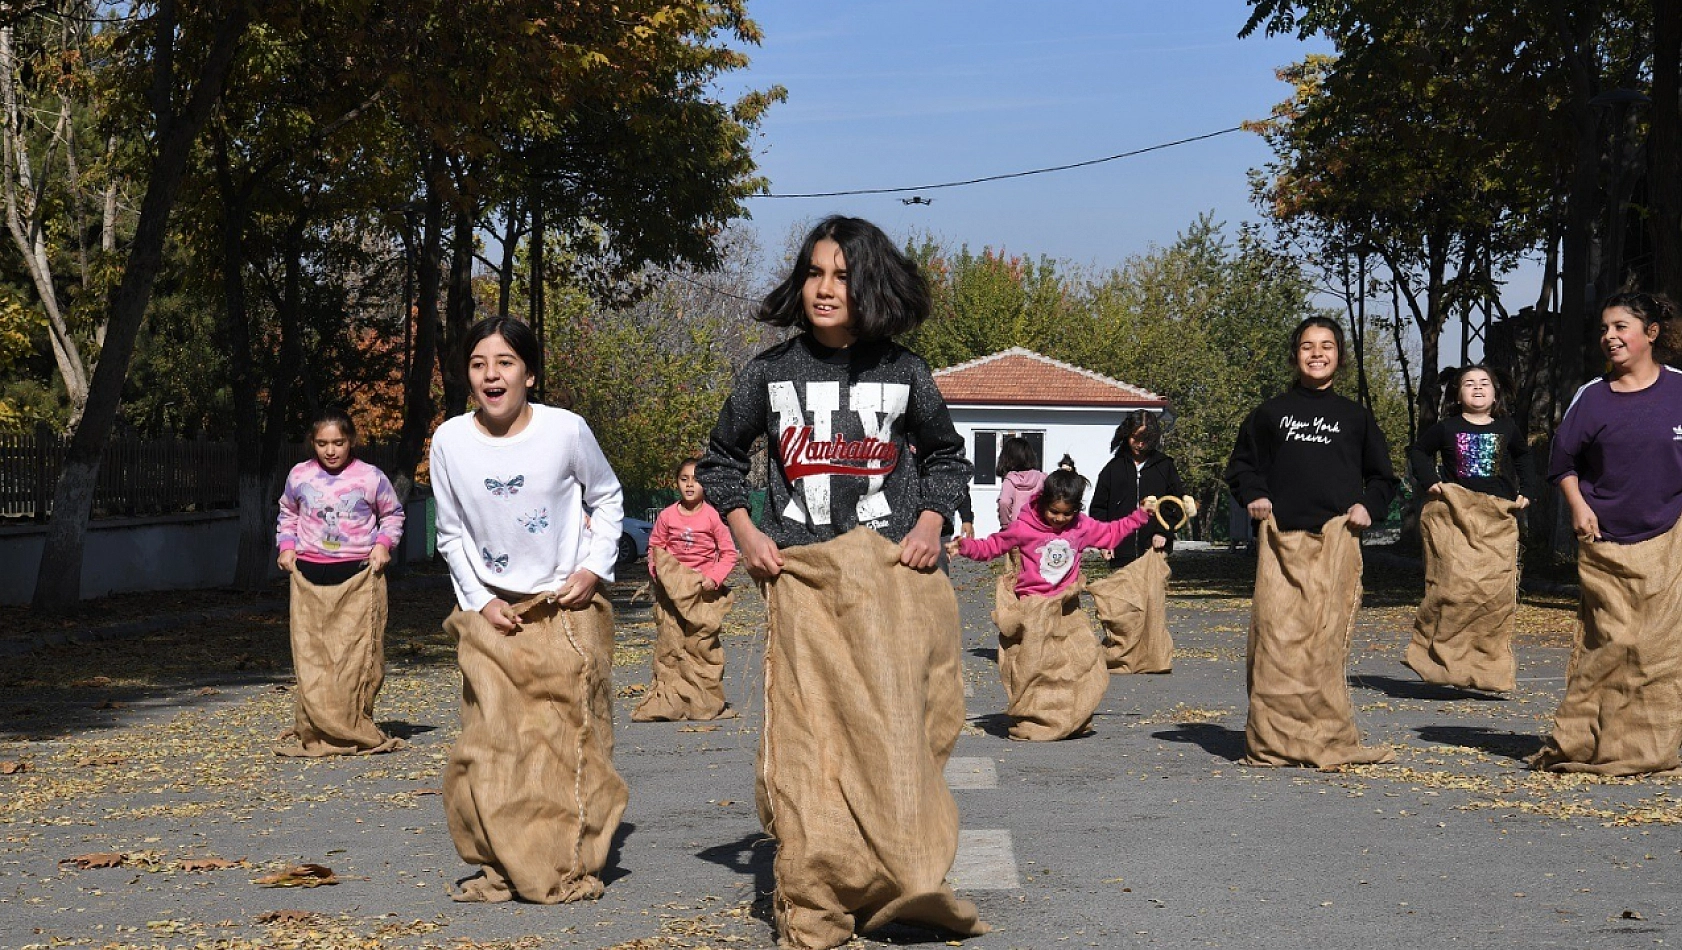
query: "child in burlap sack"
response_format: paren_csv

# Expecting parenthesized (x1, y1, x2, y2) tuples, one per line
(1405, 364, 1539, 692)
(1536, 292, 1682, 776)
(1225, 315, 1399, 768)
(632, 456, 739, 722)
(697, 216, 988, 950)
(274, 407, 406, 757)
(1090, 410, 1188, 674)
(947, 465, 1150, 739)
(430, 316, 628, 903)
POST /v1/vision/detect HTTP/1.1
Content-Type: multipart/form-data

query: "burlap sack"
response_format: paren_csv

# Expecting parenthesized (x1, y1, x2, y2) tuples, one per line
(758, 528, 987, 950)
(632, 547, 736, 722)
(1090, 549, 1173, 675)
(992, 570, 1108, 740)
(1244, 517, 1393, 767)
(443, 590, 628, 903)
(275, 567, 403, 757)
(1531, 519, 1682, 776)
(1406, 484, 1522, 692)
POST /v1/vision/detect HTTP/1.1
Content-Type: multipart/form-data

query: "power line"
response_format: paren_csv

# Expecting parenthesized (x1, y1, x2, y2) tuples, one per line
(656, 266, 763, 305)
(751, 126, 1245, 199)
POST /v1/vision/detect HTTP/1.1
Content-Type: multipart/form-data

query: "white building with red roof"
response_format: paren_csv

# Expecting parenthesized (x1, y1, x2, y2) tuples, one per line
(932, 347, 1169, 534)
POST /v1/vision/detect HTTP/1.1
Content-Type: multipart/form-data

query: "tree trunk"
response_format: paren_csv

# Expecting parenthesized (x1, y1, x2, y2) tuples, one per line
(1652, 0, 1682, 305)
(441, 204, 476, 417)
(32, 3, 252, 612)
(529, 182, 546, 400)
(1350, 251, 1371, 410)
(214, 127, 268, 593)
(1553, 9, 1603, 427)
(1388, 283, 1417, 443)
(1, 25, 90, 425)
(392, 152, 446, 504)
(233, 214, 307, 590)
(495, 195, 522, 320)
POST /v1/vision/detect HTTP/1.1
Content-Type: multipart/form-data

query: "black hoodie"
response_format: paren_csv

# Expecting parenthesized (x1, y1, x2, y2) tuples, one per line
(1091, 450, 1186, 566)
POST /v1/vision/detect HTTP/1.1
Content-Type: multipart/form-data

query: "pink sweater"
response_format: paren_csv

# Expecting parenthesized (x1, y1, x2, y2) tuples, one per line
(276, 458, 405, 563)
(997, 470, 1046, 527)
(958, 502, 1150, 597)
(648, 501, 738, 586)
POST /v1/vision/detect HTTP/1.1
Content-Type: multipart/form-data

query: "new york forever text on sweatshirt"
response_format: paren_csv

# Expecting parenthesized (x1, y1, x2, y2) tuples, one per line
(696, 336, 973, 548)
(1225, 385, 1399, 533)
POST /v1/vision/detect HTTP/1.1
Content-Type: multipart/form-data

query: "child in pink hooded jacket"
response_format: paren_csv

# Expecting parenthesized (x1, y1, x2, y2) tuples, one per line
(995, 436, 1046, 527)
(952, 465, 1150, 597)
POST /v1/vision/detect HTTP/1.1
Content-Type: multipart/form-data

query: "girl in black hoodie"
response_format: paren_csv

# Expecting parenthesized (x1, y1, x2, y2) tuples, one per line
(1091, 411, 1186, 567)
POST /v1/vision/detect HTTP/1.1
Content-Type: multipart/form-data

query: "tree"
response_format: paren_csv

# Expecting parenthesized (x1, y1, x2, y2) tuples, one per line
(382, 0, 783, 496)
(33, 0, 254, 611)
(538, 228, 769, 502)
(1248, 38, 1553, 433)
(904, 241, 1075, 368)
(0, 3, 126, 429)
(1240, 0, 1670, 422)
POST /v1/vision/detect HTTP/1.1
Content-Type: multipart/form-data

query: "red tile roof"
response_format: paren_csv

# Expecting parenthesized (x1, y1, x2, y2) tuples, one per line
(933, 348, 1167, 408)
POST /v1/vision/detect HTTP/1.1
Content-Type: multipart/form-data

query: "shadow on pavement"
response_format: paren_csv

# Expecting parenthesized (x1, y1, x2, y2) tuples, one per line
(0, 575, 654, 742)
(967, 646, 998, 663)
(696, 832, 776, 925)
(379, 720, 439, 740)
(1350, 673, 1510, 702)
(602, 820, 636, 885)
(1414, 725, 1544, 762)
(1151, 722, 1247, 762)
(969, 713, 1015, 740)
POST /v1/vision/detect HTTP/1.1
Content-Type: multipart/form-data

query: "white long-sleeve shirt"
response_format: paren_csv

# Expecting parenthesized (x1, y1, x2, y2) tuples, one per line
(430, 404, 623, 611)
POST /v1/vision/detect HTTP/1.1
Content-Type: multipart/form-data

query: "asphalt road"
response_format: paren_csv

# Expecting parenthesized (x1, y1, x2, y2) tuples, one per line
(0, 550, 1675, 949)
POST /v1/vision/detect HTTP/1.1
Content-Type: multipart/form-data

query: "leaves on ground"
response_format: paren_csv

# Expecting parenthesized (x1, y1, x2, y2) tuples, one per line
(254, 909, 320, 924)
(62, 851, 126, 868)
(254, 863, 338, 887)
(179, 856, 245, 871)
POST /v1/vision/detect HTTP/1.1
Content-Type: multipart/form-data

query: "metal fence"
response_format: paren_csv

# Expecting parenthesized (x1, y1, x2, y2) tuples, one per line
(0, 427, 408, 522)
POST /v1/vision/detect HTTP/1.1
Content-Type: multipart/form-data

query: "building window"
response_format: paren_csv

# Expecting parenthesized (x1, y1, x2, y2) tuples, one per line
(971, 429, 1045, 485)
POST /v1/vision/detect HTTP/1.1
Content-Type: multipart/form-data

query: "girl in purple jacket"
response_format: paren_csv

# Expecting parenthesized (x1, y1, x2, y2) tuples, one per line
(1534, 291, 1682, 775)
(949, 465, 1149, 596)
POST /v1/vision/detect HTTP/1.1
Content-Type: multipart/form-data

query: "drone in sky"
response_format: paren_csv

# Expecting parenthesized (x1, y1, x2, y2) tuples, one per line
(900, 196, 933, 206)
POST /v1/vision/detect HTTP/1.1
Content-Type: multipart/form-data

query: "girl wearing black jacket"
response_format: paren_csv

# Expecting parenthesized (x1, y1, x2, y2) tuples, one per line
(1091, 411, 1186, 567)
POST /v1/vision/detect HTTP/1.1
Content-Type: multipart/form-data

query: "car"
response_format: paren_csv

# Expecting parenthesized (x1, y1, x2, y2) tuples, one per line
(618, 516, 653, 564)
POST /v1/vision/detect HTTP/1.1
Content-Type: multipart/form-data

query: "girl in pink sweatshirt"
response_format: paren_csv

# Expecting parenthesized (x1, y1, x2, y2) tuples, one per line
(951, 465, 1149, 597)
(994, 436, 1045, 528)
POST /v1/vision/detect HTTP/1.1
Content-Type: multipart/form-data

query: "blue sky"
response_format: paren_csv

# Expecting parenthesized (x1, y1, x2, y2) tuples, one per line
(719, 1, 1333, 273)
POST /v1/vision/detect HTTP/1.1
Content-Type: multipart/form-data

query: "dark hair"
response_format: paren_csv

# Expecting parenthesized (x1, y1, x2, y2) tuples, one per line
(758, 216, 932, 342)
(1286, 315, 1346, 376)
(1110, 411, 1162, 454)
(1601, 291, 1682, 359)
(995, 436, 1040, 478)
(1441, 363, 1510, 418)
(674, 456, 701, 477)
(1034, 465, 1089, 520)
(309, 406, 357, 447)
(1056, 453, 1077, 471)
(462, 316, 542, 382)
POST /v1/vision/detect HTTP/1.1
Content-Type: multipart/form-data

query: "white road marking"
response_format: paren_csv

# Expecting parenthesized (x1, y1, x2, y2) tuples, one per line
(945, 757, 998, 789)
(950, 829, 1019, 890)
